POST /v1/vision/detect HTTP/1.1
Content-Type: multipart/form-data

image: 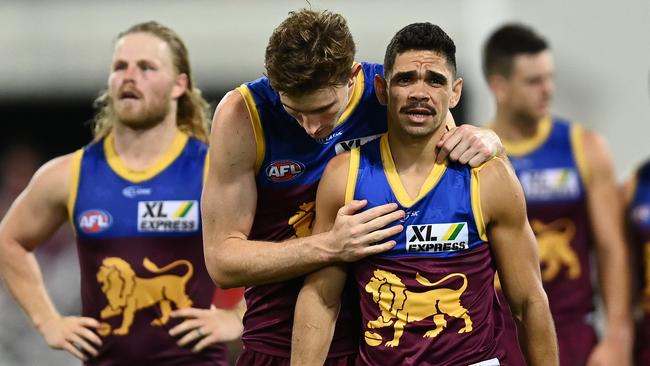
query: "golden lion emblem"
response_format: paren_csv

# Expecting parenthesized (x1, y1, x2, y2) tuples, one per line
(288, 201, 315, 238)
(532, 218, 579, 282)
(96, 257, 194, 336)
(363, 269, 472, 347)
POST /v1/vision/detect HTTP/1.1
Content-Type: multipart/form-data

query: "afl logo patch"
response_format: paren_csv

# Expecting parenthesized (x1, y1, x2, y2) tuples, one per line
(78, 210, 113, 234)
(266, 160, 305, 182)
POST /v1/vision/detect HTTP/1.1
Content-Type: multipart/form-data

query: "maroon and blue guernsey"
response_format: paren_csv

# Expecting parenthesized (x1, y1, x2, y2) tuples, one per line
(237, 63, 388, 358)
(349, 135, 504, 366)
(68, 132, 226, 366)
(628, 159, 650, 364)
(497, 117, 594, 364)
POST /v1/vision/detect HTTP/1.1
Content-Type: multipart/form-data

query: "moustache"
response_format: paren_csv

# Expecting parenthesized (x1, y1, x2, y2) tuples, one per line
(399, 102, 436, 115)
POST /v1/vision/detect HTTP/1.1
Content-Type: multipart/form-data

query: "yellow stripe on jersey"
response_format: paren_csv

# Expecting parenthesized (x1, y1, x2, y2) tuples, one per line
(237, 85, 266, 174)
(502, 116, 552, 157)
(104, 131, 188, 183)
(336, 62, 365, 127)
(570, 123, 591, 186)
(202, 152, 210, 188)
(380, 135, 447, 208)
(470, 159, 492, 242)
(67, 148, 84, 234)
(345, 148, 361, 204)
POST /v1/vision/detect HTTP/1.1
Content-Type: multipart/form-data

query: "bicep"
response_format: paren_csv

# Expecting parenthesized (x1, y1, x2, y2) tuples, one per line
(202, 91, 258, 244)
(311, 153, 350, 236)
(0, 158, 70, 251)
(480, 161, 542, 308)
(581, 130, 625, 248)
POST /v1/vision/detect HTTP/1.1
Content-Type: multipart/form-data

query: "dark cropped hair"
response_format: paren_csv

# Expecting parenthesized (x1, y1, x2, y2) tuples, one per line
(482, 23, 549, 79)
(384, 22, 456, 78)
(265, 9, 356, 96)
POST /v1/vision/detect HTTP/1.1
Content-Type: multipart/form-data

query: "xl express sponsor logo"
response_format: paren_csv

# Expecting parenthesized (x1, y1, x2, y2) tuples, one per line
(334, 134, 382, 154)
(518, 168, 580, 201)
(138, 200, 199, 232)
(406, 222, 468, 253)
(78, 209, 113, 234)
(266, 160, 305, 182)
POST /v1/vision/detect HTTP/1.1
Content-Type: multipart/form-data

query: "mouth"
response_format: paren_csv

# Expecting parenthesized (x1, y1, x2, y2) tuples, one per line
(401, 105, 436, 123)
(118, 88, 142, 101)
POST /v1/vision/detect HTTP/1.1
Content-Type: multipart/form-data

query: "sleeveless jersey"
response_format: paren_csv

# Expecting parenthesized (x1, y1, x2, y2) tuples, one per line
(628, 160, 650, 346)
(237, 62, 388, 357)
(505, 117, 593, 324)
(69, 132, 226, 366)
(350, 135, 504, 366)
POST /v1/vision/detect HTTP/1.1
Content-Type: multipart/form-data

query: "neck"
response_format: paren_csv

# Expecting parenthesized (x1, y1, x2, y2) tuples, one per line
(111, 115, 180, 171)
(492, 105, 541, 142)
(387, 122, 445, 173)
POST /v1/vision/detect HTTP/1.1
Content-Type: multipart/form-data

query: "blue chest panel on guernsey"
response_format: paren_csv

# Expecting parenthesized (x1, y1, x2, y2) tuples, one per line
(352, 136, 486, 258)
(73, 136, 206, 239)
(508, 117, 586, 204)
(243, 62, 387, 190)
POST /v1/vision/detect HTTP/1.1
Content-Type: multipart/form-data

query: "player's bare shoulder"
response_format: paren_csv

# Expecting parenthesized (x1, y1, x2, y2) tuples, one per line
(209, 88, 257, 171)
(474, 157, 526, 223)
(29, 152, 79, 204)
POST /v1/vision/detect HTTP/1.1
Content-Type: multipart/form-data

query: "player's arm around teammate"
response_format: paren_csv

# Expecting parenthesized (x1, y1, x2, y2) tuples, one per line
(202, 91, 405, 288)
(581, 129, 633, 366)
(0, 154, 101, 361)
(481, 157, 558, 365)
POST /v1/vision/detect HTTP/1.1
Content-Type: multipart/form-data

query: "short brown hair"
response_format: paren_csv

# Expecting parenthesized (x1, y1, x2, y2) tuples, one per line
(482, 23, 549, 80)
(93, 21, 210, 143)
(264, 9, 356, 96)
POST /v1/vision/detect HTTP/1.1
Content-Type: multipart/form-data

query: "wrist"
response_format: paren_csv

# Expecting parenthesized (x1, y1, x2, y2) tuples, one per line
(33, 311, 61, 333)
(312, 231, 338, 264)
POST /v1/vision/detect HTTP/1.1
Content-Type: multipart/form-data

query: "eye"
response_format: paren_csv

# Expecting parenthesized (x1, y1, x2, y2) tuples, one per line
(396, 76, 411, 85)
(112, 62, 127, 71)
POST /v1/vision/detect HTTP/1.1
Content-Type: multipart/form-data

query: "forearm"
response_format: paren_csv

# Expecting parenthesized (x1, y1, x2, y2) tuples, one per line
(0, 240, 60, 330)
(596, 241, 633, 340)
(517, 294, 558, 365)
(291, 285, 339, 365)
(205, 232, 334, 288)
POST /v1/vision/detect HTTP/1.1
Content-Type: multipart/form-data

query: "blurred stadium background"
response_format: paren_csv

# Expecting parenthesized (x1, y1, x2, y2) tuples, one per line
(0, 0, 648, 365)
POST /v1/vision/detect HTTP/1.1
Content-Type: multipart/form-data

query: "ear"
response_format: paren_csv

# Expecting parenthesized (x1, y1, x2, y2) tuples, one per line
(488, 74, 508, 104)
(348, 63, 363, 87)
(374, 74, 388, 106)
(171, 73, 189, 99)
(449, 77, 463, 109)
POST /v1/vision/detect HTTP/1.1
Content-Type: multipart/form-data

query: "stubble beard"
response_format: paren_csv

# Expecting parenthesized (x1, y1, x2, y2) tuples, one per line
(112, 96, 171, 130)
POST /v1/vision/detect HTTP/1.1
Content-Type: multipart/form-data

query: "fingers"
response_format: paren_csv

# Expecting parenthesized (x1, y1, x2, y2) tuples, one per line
(362, 209, 405, 231)
(436, 129, 462, 163)
(68, 333, 99, 357)
(169, 318, 201, 337)
(353, 203, 401, 224)
(337, 200, 367, 216)
(76, 326, 103, 348)
(170, 307, 204, 319)
(360, 240, 397, 257)
(62, 340, 87, 361)
(193, 332, 216, 353)
(177, 327, 205, 347)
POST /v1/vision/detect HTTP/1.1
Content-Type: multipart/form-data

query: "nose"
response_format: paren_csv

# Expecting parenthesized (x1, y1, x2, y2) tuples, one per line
(408, 82, 430, 102)
(300, 114, 323, 136)
(123, 64, 137, 81)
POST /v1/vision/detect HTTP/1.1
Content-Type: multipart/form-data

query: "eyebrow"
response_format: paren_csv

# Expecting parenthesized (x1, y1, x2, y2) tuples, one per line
(390, 70, 448, 85)
(281, 100, 337, 114)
